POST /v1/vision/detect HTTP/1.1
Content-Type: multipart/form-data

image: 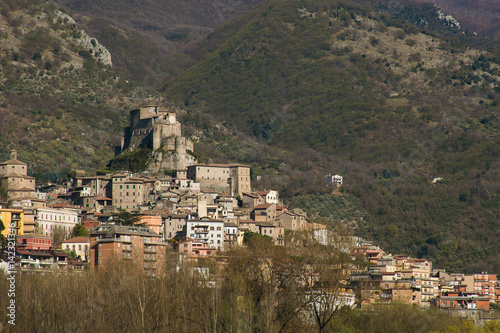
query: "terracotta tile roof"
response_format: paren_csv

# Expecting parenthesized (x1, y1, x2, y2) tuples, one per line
(62, 237, 90, 244)
(254, 204, 272, 209)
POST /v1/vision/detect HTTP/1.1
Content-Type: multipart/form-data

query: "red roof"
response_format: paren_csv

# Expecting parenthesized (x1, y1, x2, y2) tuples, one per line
(47, 203, 81, 209)
(62, 237, 90, 244)
(254, 204, 272, 209)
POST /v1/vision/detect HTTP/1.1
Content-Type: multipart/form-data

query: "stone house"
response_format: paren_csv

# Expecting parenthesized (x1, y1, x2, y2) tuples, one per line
(251, 203, 276, 222)
(0, 150, 36, 200)
(187, 164, 251, 197)
(278, 211, 307, 231)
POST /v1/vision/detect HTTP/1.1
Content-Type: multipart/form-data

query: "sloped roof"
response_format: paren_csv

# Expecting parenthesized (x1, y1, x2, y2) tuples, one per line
(0, 159, 26, 166)
(62, 237, 90, 244)
(254, 204, 272, 209)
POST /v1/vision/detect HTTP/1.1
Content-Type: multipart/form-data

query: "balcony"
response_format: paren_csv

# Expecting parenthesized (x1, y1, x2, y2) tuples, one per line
(143, 246, 157, 254)
(117, 236, 132, 243)
(195, 235, 209, 241)
(122, 246, 133, 252)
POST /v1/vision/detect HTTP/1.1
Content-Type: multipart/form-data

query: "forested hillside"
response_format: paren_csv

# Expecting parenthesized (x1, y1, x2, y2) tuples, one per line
(0, 0, 499, 272)
(163, 0, 500, 272)
(413, 0, 500, 39)
(0, 0, 165, 180)
(52, 0, 266, 87)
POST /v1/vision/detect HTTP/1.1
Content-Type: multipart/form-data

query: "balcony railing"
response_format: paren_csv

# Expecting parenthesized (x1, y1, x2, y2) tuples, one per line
(144, 247, 157, 254)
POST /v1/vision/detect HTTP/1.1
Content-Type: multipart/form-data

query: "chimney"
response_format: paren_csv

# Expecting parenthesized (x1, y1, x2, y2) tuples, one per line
(10, 150, 17, 160)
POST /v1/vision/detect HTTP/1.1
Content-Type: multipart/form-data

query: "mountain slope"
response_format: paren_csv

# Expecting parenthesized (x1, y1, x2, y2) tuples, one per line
(412, 0, 500, 39)
(0, 0, 165, 180)
(163, 0, 500, 272)
(52, 0, 267, 87)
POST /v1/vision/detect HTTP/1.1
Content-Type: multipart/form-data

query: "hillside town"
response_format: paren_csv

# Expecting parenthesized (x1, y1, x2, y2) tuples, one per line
(1, 107, 499, 323)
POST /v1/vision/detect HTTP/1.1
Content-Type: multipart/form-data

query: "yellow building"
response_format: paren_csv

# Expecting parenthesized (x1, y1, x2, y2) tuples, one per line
(0, 208, 24, 237)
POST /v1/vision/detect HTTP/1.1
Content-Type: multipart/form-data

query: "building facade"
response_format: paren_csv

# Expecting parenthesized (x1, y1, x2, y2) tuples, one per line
(110, 173, 145, 211)
(0, 150, 36, 200)
(0, 208, 24, 237)
(186, 218, 225, 251)
(89, 224, 167, 275)
(187, 164, 251, 197)
(36, 207, 79, 238)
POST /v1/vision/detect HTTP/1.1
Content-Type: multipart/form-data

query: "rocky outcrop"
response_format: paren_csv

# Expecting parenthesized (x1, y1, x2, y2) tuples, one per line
(148, 150, 197, 175)
(53, 11, 112, 66)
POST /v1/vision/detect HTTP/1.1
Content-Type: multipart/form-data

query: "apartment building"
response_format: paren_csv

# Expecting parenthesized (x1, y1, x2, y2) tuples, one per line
(186, 218, 225, 251)
(89, 224, 167, 275)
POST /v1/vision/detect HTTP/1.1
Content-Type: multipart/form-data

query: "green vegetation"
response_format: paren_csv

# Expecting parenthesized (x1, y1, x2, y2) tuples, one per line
(71, 223, 88, 237)
(107, 148, 151, 173)
(163, 0, 500, 272)
(0, 240, 476, 332)
(0, 0, 165, 177)
(111, 209, 141, 226)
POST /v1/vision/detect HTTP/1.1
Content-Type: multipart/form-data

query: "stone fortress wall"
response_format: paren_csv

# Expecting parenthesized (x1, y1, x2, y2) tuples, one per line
(118, 106, 197, 173)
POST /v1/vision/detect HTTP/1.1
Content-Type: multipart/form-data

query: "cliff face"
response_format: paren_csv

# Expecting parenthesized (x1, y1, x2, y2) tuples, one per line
(148, 149, 197, 175)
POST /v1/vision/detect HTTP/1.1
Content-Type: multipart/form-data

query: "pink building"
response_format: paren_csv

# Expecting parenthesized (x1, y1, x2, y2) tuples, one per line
(136, 215, 163, 237)
(17, 234, 52, 250)
(174, 238, 217, 257)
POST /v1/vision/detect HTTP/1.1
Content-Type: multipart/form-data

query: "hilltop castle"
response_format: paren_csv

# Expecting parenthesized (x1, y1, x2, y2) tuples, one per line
(118, 106, 196, 171)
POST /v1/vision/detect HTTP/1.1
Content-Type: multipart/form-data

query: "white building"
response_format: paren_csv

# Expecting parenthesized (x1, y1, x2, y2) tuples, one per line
(36, 207, 79, 238)
(326, 174, 343, 187)
(175, 179, 200, 192)
(186, 218, 224, 251)
(62, 236, 90, 261)
(257, 190, 279, 205)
